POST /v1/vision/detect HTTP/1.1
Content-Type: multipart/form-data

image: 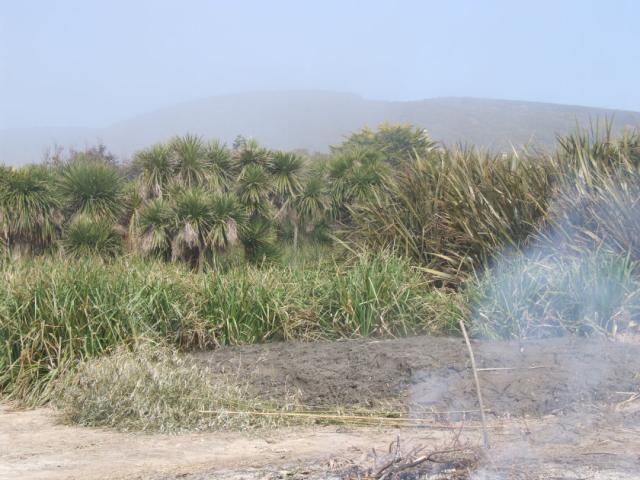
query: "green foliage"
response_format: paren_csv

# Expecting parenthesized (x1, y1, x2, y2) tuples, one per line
(343, 149, 393, 203)
(556, 123, 640, 171)
(169, 188, 249, 270)
(208, 193, 246, 250)
(205, 140, 234, 191)
(134, 143, 175, 199)
(240, 217, 279, 264)
(0, 258, 188, 402)
(171, 134, 209, 188)
(62, 216, 123, 259)
(58, 159, 124, 221)
(545, 127, 640, 262)
(137, 198, 174, 259)
(269, 151, 304, 199)
(4, 122, 640, 417)
(319, 253, 442, 337)
(233, 138, 271, 173)
(327, 147, 394, 223)
(4, 126, 439, 266)
(171, 188, 215, 269)
(0, 254, 446, 403)
(296, 175, 329, 223)
(5, 123, 640, 275)
(343, 148, 552, 283)
(0, 165, 60, 253)
(333, 122, 437, 165)
(468, 251, 639, 339)
(236, 164, 273, 217)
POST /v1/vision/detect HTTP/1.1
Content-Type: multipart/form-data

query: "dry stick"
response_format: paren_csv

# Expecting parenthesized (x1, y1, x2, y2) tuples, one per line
(459, 320, 490, 449)
(197, 410, 502, 429)
(373, 448, 470, 479)
(373, 457, 402, 479)
(476, 366, 549, 372)
(401, 448, 470, 469)
(277, 407, 486, 416)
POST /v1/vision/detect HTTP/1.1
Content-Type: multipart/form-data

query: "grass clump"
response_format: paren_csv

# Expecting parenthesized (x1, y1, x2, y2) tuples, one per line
(344, 148, 554, 284)
(192, 265, 309, 346)
(53, 344, 273, 432)
(0, 258, 190, 403)
(62, 215, 123, 259)
(468, 251, 639, 339)
(319, 253, 443, 337)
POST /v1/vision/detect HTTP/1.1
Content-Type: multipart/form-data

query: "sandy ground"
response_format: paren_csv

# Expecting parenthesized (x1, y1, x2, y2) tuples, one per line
(3, 335, 640, 479)
(2, 404, 640, 479)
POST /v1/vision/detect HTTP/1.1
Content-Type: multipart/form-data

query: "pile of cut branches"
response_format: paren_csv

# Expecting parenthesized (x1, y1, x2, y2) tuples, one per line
(331, 437, 480, 480)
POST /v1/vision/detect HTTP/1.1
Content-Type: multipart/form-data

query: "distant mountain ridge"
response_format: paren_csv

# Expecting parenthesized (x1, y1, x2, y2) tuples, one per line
(2, 91, 640, 165)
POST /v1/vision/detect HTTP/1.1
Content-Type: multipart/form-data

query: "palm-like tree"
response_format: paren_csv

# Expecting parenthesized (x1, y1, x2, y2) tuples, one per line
(171, 134, 209, 188)
(240, 217, 278, 264)
(171, 188, 214, 271)
(327, 154, 355, 209)
(205, 141, 235, 192)
(134, 143, 175, 199)
(236, 164, 273, 218)
(327, 148, 392, 222)
(268, 152, 305, 247)
(269, 151, 303, 199)
(296, 175, 330, 231)
(137, 198, 174, 259)
(121, 179, 145, 251)
(58, 159, 123, 221)
(345, 156, 392, 202)
(207, 193, 246, 251)
(0, 166, 61, 255)
(233, 138, 271, 174)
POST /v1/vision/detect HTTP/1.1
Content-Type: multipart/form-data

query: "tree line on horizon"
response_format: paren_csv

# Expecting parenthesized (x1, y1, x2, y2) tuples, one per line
(2, 121, 640, 284)
(0, 123, 438, 271)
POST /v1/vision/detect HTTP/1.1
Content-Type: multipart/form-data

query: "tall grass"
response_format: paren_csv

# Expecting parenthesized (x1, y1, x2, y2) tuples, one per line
(468, 251, 640, 339)
(320, 253, 438, 337)
(0, 252, 446, 404)
(344, 148, 555, 283)
(0, 258, 189, 402)
(344, 127, 640, 284)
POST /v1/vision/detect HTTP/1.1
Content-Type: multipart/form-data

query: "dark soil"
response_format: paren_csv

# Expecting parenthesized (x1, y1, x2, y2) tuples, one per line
(192, 335, 640, 417)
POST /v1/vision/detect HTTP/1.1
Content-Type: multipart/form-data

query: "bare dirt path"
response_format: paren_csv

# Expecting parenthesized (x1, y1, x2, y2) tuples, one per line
(2, 404, 640, 479)
(0, 405, 463, 480)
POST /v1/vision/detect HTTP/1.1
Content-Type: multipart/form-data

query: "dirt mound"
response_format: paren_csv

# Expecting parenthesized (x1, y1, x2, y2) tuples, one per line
(193, 336, 640, 417)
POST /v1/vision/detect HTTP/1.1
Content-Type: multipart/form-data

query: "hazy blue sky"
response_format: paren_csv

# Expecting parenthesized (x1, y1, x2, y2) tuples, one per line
(1, 0, 639, 128)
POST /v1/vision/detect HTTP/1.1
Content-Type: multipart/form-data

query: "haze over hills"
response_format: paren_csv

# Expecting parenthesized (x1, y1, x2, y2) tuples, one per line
(2, 91, 640, 166)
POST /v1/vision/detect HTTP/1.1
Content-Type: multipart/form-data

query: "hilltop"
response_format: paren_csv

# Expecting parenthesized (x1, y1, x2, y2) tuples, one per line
(2, 91, 639, 165)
